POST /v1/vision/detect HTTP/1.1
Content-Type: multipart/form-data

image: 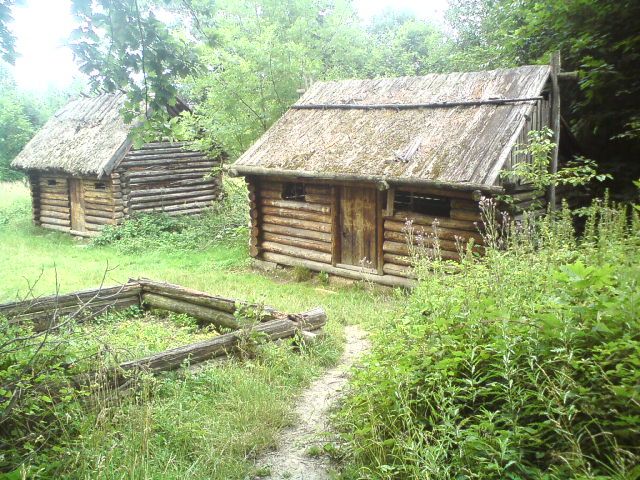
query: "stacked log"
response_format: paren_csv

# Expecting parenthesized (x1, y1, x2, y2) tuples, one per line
(82, 177, 117, 233)
(118, 307, 326, 374)
(36, 175, 71, 232)
(383, 200, 484, 277)
(0, 279, 329, 383)
(1, 282, 142, 332)
(256, 181, 333, 264)
(117, 142, 222, 217)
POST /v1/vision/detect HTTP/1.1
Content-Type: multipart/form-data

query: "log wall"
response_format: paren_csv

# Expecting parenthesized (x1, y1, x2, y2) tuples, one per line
(251, 179, 334, 265)
(81, 177, 117, 235)
(117, 141, 222, 217)
(382, 187, 484, 279)
(32, 174, 71, 233)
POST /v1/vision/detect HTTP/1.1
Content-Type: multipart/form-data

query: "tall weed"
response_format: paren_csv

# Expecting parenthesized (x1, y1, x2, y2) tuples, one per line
(338, 198, 640, 479)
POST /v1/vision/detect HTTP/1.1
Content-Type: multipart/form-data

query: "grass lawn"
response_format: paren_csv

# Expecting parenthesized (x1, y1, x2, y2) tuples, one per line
(0, 181, 402, 479)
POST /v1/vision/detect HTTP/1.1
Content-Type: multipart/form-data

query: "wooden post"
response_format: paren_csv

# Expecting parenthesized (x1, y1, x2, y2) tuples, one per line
(549, 51, 561, 211)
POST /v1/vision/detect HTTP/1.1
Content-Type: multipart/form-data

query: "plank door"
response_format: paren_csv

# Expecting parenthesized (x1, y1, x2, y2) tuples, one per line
(338, 186, 378, 270)
(68, 178, 86, 232)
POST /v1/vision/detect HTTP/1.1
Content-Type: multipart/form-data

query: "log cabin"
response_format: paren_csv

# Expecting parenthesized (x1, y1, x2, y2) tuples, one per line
(11, 92, 222, 237)
(231, 63, 572, 287)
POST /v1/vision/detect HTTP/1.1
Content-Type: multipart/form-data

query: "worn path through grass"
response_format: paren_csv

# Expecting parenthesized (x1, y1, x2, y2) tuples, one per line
(0, 181, 401, 479)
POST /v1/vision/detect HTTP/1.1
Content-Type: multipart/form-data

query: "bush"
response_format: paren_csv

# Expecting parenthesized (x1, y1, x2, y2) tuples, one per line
(92, 176, 249, 252)
(338, 199, 640, 479)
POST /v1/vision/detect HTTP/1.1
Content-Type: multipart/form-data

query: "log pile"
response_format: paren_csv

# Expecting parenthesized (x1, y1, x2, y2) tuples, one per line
(1, 279, 328, 377)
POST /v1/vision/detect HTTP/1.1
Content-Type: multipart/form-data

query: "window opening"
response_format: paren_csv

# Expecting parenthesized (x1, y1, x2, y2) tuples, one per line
(282, 183, 305, 201)
(394, 191, 451, 217)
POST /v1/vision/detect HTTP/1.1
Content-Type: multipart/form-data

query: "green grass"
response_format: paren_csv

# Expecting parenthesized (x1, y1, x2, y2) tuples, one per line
(0, 181, 401, 479)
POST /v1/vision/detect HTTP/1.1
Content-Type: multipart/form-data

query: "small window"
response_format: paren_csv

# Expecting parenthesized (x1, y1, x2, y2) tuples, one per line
(282, 183, 305, 201)
(94, 182, 106, 190)
(47, 179, 57, 186)
(394, 191, 451, 217)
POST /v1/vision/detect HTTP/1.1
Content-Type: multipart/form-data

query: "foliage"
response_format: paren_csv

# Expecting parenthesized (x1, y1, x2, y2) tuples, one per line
(445, 0, 640, 187)
(0, 0, 21, 64)
(0, 65, 77, 180)
(92, 176, 249, 253)
(338, 199, 640, 479)
(503, 128, 610, 206)
(70, 0, 200, 124)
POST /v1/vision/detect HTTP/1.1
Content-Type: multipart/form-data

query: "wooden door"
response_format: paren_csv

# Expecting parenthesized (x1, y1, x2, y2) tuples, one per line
(68, 178, 86, 232)
(338, 186, 378, 270)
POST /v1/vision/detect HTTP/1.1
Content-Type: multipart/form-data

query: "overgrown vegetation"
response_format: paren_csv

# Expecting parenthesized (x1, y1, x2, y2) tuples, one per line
(0, 181, 397, 478)
(337, 198, 640, 479)
(92, 176, 249, 253)
(0, 302, 341, 478)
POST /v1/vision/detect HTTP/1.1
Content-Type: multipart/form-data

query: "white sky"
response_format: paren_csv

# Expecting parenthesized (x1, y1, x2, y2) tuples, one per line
(6, 0, 449, 92)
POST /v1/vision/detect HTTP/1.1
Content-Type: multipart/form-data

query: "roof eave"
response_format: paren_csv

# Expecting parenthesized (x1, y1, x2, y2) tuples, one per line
(229, 165, 504, 194)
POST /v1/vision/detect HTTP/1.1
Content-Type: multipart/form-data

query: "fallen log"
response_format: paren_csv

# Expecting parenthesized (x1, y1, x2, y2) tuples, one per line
(118, 308, 326, 374)
(141, 293, 239, 330)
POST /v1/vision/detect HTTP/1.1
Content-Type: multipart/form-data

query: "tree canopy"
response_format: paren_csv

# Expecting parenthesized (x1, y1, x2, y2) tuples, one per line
(1, 0, 638, 190)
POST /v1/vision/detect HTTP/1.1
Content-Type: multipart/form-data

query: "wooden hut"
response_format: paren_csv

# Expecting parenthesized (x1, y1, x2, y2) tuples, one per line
(11, 93, 222, 237)
(231, 64, 567, 287)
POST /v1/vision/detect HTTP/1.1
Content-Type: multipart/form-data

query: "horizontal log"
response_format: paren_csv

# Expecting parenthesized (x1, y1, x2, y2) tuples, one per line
(2, 283, 142, 328)
(383, 263, 415, 278)
(38, 186, 68, 195)
(84, 208, 114, 219)
(38, 204, 70, 214)
(131, 197, 216, 211)
(12, 296, 140, 331)
(450, 209, 481, 221)
(261, 223, 332, 243)
(142, 293, 238, 330)
(127, 183, 218, 198)
(128, 173, 209, 184)
(39, 198, 70, 207)
(261, 241, 332, 264)
(261, 206, 330, 224)
(129, 190, 218, 204)
(134, 141, 189, 150)
(259, 189, 283, 200)
(390, 224, 485, 245)
(384, 239, 465, 255)
(262, 232, 331, 253)
(259, 198, 330, 214)
(39, 192, 69, 201)
(123, 151, 208, 161)
(304, 194, 332, 204)
(40, 223, 70, 233)
(388, 212, 478, 231)
(383, 253, 413, 266)
(85, 215, 115, 225)
(262, 215, 331, 233)
(383, 231, 477, 251)
(126, 167, 212, 178)
(82, 196, 114, 206)
(39, 210, 70, 220)
(136, 279, 245, 314)
(118, 308, 326, 374)
(261, 252, 414, 288)
(41, 216, 71, 226)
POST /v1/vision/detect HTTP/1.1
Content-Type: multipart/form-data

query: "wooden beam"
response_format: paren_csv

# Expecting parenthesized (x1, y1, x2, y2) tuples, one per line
(549, 51, 561, 211)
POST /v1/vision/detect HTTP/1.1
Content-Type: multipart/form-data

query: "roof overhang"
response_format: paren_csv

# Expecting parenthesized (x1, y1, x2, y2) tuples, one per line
(228, 164, 504, 194)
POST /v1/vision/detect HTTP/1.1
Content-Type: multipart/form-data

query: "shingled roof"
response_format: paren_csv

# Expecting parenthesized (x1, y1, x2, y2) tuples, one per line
(234, 65, 551, 189)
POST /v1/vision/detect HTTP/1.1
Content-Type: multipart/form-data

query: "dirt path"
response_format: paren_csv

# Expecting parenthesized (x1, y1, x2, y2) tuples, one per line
(254, 325, 370, 479)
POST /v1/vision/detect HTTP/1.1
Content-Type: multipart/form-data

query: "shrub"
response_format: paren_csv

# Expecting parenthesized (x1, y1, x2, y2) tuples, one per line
(337, 199, 640, 479)
(92, 176, 249, 252)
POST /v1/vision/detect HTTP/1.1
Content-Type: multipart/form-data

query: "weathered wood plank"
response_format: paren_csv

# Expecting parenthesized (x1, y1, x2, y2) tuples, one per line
(261, 241, 332, 264)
